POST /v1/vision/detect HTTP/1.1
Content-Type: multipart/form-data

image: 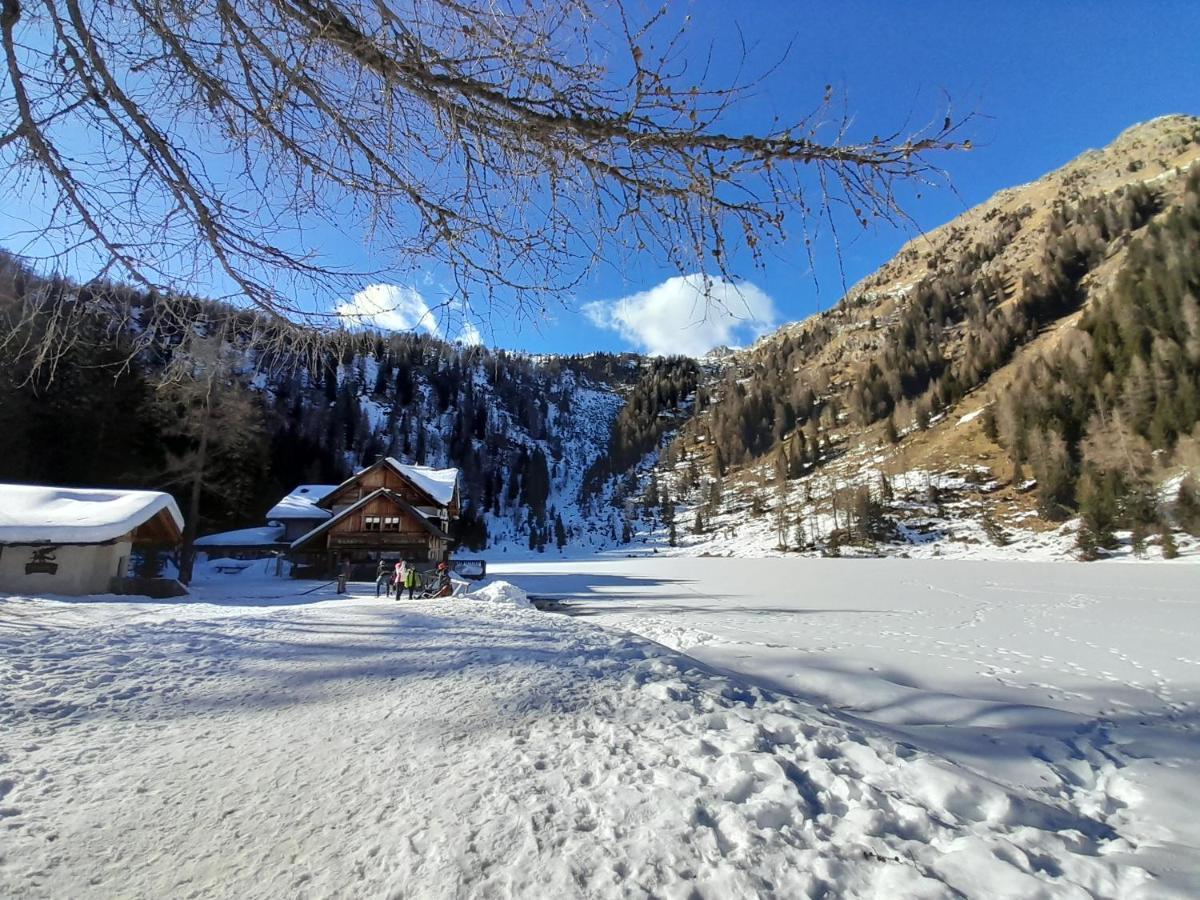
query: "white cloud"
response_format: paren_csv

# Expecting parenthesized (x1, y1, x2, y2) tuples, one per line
(457, 322, 483, 346)
(581, 274, 778, 357)
(336, 283, 440, 335)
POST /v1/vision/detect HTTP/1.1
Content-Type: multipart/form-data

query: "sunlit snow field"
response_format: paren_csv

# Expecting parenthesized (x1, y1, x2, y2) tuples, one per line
(1, 558, 1197, 898)
(496, 557, 1200, 895)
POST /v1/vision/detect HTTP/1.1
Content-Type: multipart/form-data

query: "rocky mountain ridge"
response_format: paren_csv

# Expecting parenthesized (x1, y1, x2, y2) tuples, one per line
(618, 115, 1200, 560)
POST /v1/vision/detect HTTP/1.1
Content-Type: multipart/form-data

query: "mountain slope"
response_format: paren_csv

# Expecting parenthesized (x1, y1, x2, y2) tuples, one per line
(626, 115, 1200, 559)
(0, 266, 639, 552)
(2, 116, 1198, 561)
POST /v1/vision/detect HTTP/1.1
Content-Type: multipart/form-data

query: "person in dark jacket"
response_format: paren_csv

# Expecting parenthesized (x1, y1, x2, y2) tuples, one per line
(375, 559, 390, 597)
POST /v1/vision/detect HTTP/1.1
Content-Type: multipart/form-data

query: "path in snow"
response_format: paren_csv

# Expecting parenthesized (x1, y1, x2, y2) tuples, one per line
(0, 570, 1169, 899)
(494, 557, 1200, 894)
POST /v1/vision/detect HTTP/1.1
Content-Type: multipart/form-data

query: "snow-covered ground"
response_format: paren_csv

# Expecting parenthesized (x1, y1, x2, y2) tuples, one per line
(2, 559, 1196, 897)
(495, 557, 1200, 896)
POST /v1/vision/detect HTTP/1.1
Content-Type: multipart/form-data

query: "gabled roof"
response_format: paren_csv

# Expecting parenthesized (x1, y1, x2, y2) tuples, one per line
(266, 484, 339, 521)
(385, 459, 459, 506)
(195, 525, 287, 548)
(291, 488, 451, 551)
(319, 458, 459, 510)
(0, 484, 184, 544)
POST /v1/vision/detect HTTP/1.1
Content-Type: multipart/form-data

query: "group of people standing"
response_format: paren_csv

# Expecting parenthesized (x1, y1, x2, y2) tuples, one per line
(376, 558, 421, 598)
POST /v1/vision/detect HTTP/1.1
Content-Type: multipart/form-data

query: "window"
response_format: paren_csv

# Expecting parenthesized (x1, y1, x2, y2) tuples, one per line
(364, 515, 381, 532)
(382, 516, 401, 533)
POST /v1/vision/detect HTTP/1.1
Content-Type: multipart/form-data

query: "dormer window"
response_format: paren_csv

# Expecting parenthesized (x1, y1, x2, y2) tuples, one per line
(364, 514, 400, 532)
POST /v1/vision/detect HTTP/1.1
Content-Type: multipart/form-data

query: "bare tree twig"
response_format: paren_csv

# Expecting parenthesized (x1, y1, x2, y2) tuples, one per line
(1, 0, 972, 366)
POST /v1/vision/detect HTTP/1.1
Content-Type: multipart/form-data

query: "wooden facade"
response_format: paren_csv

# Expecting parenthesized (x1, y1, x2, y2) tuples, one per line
(130, 509, 185, 544)
(326, 493, 446, 556)
(289, 460, 459, 575)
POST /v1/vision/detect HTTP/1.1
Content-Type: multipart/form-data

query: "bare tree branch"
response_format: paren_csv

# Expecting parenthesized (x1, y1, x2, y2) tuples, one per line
(1, 0, 972, 363)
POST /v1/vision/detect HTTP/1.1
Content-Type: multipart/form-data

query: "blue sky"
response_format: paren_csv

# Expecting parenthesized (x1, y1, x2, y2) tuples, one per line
(533, 0, 1200, 356)
(514, 0, 1200, 355)
(5, 1, 1199, 356)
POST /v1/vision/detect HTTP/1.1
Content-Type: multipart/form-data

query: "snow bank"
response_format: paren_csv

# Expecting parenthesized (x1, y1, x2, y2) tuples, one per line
(0, 483, 182, 543)
(465, 580, 532, 608)
(956, 406, 987, 426)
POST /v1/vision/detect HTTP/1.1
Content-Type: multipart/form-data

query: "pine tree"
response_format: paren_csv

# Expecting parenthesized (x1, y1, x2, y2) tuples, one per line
(521, 448, 551, 517)
(1161, 524, 1180, 559)
(1029, 428, 1073, 520)
(661, 489, 675, 528)
(706, 478, 723, 517)
(1076, 469, 1120, 554)
(882, 414, 899, 445)
(750, 490, 766, 517)
(643, 471, 660, 514)
(1130, 521, 1148, 557)
(414, 425, 427, 465)
(1177, 476, 1200, 536)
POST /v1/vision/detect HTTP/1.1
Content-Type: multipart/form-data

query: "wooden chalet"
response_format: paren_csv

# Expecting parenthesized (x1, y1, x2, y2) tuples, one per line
(289, 458, 460, 575)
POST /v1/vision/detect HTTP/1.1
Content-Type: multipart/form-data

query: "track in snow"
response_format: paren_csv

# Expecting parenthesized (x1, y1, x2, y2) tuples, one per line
(0, 570, 1176, 898)
(496, 557, 1200, 894)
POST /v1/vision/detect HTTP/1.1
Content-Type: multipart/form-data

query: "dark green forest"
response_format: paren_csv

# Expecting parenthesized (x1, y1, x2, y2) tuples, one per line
(0, 254, 649, 551)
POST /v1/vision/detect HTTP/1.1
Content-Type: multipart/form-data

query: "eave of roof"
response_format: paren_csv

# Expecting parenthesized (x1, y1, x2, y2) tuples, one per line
(316, 458, 458, 512)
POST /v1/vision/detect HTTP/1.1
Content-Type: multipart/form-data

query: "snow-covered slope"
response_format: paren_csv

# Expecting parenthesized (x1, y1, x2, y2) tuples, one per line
(481, 378, 624, 555)
(617, 437, 1200, 562)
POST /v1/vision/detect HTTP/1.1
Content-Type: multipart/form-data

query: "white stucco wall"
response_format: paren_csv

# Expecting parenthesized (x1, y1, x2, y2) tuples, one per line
(0, 541, 131, 596)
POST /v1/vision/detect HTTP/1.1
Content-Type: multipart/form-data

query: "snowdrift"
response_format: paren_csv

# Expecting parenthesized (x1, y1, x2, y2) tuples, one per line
(464, 580, 532, 609)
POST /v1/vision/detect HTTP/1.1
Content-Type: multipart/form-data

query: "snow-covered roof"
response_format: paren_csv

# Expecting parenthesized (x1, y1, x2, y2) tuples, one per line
(0, 484, 184, 544)
(265, 484, 339, 521)
(384, 459, 458, 506)
(195, 525, 286, 548)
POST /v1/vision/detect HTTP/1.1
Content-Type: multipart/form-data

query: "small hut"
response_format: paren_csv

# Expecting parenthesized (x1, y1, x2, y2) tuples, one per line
(0, 484, 183, 596)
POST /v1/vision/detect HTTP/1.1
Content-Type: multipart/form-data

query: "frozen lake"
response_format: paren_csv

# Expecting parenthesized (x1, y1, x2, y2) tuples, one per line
(495, 557, 1200, 893)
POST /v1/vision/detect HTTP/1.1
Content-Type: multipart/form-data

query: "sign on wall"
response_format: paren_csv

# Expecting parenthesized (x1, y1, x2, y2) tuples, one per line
(25, 546, 60, 575)
(329, 534, 428, 549)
